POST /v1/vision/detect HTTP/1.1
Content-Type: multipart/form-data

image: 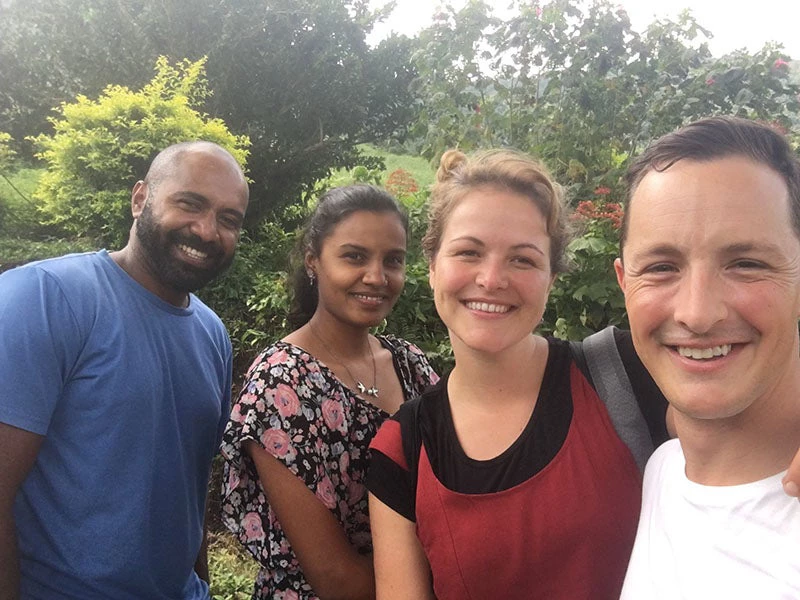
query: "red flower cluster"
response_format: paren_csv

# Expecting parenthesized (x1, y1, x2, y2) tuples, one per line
(573, 199, 623, 229)
(385, 168, 419, 197)
(593, 186, 611, 196)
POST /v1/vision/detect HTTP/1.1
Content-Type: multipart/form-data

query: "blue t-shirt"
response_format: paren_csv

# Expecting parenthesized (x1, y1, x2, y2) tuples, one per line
(0, 251, 232, 600)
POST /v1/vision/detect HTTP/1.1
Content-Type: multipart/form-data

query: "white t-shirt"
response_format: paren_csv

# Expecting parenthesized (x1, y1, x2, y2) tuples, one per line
(620, 439, 800, 599)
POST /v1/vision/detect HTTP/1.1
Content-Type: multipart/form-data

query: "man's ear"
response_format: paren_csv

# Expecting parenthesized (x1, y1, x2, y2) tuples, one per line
(131, 181, 147, 218)
(614, 257, 626, 293)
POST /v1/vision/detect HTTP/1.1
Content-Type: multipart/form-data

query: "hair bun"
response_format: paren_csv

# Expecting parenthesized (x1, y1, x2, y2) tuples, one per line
(437, 149, 468, 183)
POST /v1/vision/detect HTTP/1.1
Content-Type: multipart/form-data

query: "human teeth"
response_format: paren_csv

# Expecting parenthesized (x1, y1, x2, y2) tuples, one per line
(178, 245, 208, 260)
(465, 302, 509, 313)
(677, 344, 731, 360)
(354, 294, 382, 302)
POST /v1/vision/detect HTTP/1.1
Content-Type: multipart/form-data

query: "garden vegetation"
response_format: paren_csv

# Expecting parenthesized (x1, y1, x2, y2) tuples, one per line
(1, 0, 799, 595)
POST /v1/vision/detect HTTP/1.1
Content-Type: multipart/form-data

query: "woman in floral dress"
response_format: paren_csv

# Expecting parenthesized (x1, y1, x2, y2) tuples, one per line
(221, 184, 438, 599)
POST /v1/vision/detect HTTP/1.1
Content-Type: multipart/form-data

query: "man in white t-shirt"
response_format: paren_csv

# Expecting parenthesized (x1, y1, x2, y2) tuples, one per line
(616, 116, 800, 598)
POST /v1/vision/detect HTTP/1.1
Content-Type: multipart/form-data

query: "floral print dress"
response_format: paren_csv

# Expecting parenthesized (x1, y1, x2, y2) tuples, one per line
(220, 335, 438, 599)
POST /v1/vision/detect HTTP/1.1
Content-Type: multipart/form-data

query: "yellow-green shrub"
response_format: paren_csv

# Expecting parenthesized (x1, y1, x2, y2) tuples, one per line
(31, 56, 249, 247)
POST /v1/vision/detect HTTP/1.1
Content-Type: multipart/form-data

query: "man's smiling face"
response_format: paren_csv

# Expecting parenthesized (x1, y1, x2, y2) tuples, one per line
(133, 148, 248, 297)
(616, 155, 800, 423)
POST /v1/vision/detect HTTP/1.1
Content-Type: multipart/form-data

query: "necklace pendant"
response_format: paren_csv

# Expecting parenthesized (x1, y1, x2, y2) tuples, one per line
(357, 382, 366, 394)
(366, 386, 379, 398)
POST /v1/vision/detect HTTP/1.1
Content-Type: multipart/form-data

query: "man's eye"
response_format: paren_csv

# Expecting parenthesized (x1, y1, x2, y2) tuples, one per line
(219, 216, 242, 230)
(644, 263, 676, 274)
(731, 259, 765, 270)
(179, 199, 201, 211)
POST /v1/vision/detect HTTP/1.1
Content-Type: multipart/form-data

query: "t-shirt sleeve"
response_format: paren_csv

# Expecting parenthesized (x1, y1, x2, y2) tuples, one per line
(0, 266, 80, 435)
(367, 407, 418, 522)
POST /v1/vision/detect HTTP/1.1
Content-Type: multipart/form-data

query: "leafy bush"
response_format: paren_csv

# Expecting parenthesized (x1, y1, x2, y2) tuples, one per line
(0, 160, 46, 239)
(544, 187, 627, 339)
(199, 221, 297, 379)
(0, 236, 96, 273)
(30, 57, 249, 248)
(208, 532, 259, 600)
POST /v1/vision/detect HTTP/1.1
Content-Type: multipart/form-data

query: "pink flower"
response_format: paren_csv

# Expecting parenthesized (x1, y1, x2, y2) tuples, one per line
(271, 384, 300, 418)
(276, 591, 300, 600)
(706, 77, 715, 86)
(267, 349, 289, 365)
(237, 391, 258, 406)
(348, 481, 366, 504)
(261, 428, 292, 457)
(241, 511, 265, 542)
(774, 58, 789, 69)
(321, 398, 344, 431)
(339, 451, 351, 477)
(316, 475, 337, 509)
(229, 403, 247, 424)
(226, 469, 240, 492)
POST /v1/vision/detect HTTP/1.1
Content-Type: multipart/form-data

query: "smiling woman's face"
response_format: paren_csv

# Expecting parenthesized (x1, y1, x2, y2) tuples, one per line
(429, 185, 554, 356)
(308, 210, 408, 330)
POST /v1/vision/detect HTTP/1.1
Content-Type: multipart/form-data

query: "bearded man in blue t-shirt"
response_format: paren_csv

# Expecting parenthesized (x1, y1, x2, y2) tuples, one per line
(0, 141, 249, 600)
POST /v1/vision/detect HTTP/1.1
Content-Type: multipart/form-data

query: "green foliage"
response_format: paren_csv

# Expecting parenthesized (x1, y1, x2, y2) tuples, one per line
(329, 144, 436, 191)
(410, 0, 800, 202)
(0, 159, 45, 238)
(384, 188, 453, 374)
(0, 236, 96, 272)
(0, 0, 418, 227)
(30, 57, 249, 247)
(544, 191, 626, 339)
(208, 532, 259, 600)
(198, 221, 296, 377)
(0, 132, 16, 168)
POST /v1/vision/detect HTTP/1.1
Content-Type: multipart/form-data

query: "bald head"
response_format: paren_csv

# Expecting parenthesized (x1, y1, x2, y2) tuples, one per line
(145, 141, 249, 204)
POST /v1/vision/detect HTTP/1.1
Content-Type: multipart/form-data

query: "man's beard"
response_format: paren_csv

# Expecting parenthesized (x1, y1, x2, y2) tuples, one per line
(135, 202, 234, 294)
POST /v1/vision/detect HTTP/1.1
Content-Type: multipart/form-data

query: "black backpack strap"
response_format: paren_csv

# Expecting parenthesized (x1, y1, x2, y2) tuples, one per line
(574, 327, 654, 473)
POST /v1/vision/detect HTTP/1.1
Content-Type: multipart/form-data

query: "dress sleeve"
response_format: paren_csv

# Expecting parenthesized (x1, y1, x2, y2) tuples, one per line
(220, 344, 358, 562)
(381, 336, 440, 400)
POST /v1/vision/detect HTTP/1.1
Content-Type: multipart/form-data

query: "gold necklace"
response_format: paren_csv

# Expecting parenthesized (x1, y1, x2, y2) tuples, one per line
(309, 324, 379, 398)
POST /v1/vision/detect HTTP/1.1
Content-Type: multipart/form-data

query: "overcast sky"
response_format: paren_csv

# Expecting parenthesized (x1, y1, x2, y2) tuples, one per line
(369, 0, 800, 60)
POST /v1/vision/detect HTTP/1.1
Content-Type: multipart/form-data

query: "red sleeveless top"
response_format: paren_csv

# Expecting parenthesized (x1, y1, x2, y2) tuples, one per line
(370, 348, 642, 599)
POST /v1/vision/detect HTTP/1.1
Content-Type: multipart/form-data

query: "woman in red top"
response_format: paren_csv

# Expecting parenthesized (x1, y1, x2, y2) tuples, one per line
(367, 149, 666, 600)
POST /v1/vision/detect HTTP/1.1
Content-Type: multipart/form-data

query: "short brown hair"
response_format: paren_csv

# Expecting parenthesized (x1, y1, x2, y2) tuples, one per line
(621, 116, 800, 254)
(422, 148, 571, 274)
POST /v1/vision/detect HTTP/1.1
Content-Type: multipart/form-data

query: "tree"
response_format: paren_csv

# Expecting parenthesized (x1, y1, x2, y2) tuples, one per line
(407, 0, 800, 337)
(0, 0, 418, 225)
(411, 0, 799, 191)
(31, 57, 249, 247)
